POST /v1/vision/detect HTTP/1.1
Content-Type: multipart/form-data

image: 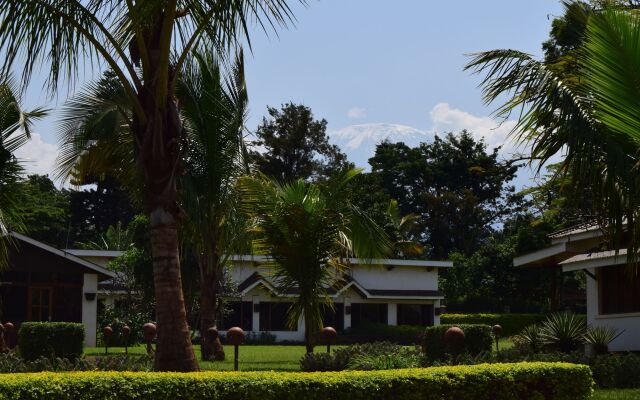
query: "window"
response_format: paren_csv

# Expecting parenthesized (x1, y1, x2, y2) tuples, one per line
(599, 265, 640, 315)
(397, 304, 434, 326)
(259, 302, 295, 331)
(350, 303, 388, 329)
(321, 303, 344, 330)
(29, 287, 52, 321)
(220, 302, 253, 330)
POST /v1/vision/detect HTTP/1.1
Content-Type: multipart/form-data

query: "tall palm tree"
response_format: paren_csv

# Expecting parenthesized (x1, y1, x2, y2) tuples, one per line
(0, 0, 299, 371)
(56, 49, 251, 362)
(177, 49, 251, 360)
(239, 169, 391, 353)
(0, 77, 47, 268)
(465, 4, 640, 261)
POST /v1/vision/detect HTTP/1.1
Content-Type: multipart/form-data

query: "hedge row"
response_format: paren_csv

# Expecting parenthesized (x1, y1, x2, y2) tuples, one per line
(17, 322, 85, 361)
(440, 314, 545, 336)
(0, 363, 593, 400)
(424, 324, 493, 361)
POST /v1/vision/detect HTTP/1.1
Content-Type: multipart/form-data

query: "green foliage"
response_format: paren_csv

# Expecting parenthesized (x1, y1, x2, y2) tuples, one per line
(249, 103, 353, 182)
(584, 326, 624, 355)
(513, 324, 545, 354)
(18, 322, 84, 361)
(0, 353, 152, 373)
(300, 342, 406, 372)
(0, 363, 594, 400)
(346, 347, 422, 371)
(342, 323, 424, 345)
(441, 314, 545, 336)
(423, 324, 493, 361)
(540, 313, 587, 353)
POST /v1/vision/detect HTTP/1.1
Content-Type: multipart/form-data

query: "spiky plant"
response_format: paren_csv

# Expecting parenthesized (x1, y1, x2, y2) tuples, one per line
(584, 325, 624, 355)
(540, 312, 587, 353)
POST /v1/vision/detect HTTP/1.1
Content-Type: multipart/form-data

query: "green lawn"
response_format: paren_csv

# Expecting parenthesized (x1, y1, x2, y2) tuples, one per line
(592, 389, 640, 399)
(85, 345, 338, 371)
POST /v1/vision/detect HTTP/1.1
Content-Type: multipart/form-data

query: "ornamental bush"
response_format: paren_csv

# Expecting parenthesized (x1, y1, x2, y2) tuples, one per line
(423, 324, 493, 361)
(441, 314, 546, 336)
(18, 322, 84, 361)
(0, 363, 593, 400)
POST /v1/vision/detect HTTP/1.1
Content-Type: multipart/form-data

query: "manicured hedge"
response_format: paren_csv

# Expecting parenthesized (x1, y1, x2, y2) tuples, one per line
(0, 363, 593, 400)
(18, 322, 85, 361)
(441, 314, 545, 336)
(424, 324, 492, 361)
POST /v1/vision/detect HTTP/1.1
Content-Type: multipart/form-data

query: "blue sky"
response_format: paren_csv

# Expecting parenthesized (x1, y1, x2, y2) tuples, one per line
(17, 0, 564, 185)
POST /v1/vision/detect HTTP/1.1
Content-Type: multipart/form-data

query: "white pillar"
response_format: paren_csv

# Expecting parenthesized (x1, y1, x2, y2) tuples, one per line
(388, 303, 397, 326)
(434, 300, 441, 326)
(82, 273, 98, 347)
(252, 295, 260, 332)
(344, 297, 351, 329)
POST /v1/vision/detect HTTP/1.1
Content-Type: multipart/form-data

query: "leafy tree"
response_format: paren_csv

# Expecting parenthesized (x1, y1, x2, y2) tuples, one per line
(369, 131, 522, 258)
(249, 103, 353, 182)
(14, 175, 70, 248)
(466, 3, 640, 264)
(0, 0, 300, 370)
(0, 78, 47, 266)
(239, 169, 390, 353)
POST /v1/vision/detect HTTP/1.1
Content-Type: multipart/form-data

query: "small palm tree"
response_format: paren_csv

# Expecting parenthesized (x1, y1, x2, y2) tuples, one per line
(0, 77, 47, 267)
(465, 4, 640, 261)
(239, 169, 391, 353)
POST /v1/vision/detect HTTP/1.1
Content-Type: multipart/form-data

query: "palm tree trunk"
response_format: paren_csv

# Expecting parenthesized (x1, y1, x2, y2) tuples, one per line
(304, 304, 315, 354)
(199, 255, 225, 361)
(149, 209, 199, 371)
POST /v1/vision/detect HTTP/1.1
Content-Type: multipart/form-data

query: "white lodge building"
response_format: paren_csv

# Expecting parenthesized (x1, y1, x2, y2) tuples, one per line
(219, 256, 452, 341)
(514, 223, 640, 352)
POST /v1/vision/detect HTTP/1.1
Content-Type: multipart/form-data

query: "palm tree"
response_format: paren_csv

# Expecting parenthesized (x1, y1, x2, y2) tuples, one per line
(238, 169, 391, 353)
(0, 1, 299, 371)
(0, 77, 47, 267)
(386, 199, 425, 258)
(56, 49, 251, 362)
(177, 49, 251, 361)
(465, 5, 640, 261)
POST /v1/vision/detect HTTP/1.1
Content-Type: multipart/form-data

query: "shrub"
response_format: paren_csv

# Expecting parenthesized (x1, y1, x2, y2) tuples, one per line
(583, 325, 624, 355)
(347, 348, 422, 371)
(540, 313, 586, 353)
(441, 313, 546, 336)
(244, 331, 277, 345)
(340, 324, 424, 344)
(18, 322, 85, 361)
(513, 324, 544, 353)
(0, 353, 152, 373)
(0, 363, 593, 400)
(423, 324, 493, 361)
(300, 342, 404, 372)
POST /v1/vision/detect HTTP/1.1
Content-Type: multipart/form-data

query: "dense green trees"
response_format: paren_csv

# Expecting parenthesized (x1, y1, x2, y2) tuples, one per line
(249, 103, 353, 182)
(367, 131, 523, 259)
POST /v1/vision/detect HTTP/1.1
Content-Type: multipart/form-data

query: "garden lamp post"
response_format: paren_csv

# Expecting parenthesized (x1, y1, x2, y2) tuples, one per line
(226, 327, 245, 371)
(143, 323, 157, 355)
(121, 325, 131, 354)
(492, 325, 503, 355)
(320, 327, 337, 354)
(444, 327, 465, 365)
(103, 326, 113, 355)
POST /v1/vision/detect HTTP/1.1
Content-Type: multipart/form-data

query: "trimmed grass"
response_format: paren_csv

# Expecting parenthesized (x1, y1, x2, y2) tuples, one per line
(85, 345, 340, 371)
(592, 389, 640, 399)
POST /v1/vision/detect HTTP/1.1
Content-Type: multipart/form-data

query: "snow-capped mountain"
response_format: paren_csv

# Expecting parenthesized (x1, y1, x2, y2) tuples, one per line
(328, 123, 434, 169)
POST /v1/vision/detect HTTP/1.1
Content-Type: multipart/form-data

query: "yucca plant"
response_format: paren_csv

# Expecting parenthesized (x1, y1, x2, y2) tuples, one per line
(540, 312, 587, 353)
(584, 325, 624, 355)
(514, 324, 544, 354)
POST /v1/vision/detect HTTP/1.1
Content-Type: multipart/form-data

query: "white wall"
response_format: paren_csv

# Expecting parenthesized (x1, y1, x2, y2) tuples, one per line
(586, 268, 640, 352)
(82, 273, 98, 347)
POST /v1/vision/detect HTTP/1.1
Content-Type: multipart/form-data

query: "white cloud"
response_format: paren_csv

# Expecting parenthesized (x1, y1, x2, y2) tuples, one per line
(13, 133, 60, 178)
(428, 102, 521, 155)
(347, 106, 367, 119)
